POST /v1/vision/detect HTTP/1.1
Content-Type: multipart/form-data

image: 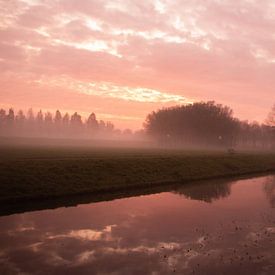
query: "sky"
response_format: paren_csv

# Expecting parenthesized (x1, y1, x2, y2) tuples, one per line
(0, 0, 274, 129)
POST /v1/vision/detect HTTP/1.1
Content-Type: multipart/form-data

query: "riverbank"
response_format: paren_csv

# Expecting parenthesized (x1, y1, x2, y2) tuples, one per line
(1, 145, 275, 205)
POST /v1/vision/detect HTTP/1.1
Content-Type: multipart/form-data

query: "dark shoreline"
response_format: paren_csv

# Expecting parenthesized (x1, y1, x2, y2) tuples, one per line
(1, 171, 274, 217)
(1, 145, 275, 216)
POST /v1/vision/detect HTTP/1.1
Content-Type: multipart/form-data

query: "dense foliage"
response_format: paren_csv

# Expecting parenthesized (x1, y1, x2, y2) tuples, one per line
(144, 101, 275, 148)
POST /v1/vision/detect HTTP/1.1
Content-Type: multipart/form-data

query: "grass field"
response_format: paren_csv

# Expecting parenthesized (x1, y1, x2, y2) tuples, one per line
(1, 143, 275, 204)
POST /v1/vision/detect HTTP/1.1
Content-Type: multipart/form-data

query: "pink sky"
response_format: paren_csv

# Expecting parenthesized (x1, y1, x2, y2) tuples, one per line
(0, 0, 274, 129)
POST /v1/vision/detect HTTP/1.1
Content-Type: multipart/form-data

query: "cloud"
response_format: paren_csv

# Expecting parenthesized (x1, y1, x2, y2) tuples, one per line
(1, 0, 275, 128)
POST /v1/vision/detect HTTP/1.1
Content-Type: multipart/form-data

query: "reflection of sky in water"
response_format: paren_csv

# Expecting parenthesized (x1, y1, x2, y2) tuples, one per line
(0, 176, 275, 274)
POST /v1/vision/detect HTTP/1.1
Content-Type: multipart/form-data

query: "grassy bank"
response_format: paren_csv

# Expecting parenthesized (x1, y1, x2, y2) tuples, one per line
(0, 145, 275, 204)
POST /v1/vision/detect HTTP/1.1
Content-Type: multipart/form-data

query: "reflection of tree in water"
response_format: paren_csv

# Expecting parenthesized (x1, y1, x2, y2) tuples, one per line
(175, 179, 232, 203)
(263, 176, 275, 208)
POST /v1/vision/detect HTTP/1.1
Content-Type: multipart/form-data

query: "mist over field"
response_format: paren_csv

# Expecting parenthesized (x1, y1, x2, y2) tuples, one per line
(1, 101, 274, 151)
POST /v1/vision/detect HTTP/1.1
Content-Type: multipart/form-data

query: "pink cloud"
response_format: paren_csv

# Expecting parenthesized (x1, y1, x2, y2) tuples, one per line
(0, 0, 275, 128)
(17, 4, 55, 28)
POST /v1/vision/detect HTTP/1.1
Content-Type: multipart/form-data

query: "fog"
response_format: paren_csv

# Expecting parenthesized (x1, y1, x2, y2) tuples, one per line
(0, 107, 152, 148)
(1, 102, 275, 151)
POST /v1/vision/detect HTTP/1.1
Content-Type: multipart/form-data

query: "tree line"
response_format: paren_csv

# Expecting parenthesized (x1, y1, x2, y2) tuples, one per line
(0, 108, 137, 139)
(144, 101, 275, 149)
(1, 102, 275, 148)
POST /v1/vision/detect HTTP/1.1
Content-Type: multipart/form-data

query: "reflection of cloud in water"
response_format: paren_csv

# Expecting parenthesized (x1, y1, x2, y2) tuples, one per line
(66, 226, 115, 241)
(1, 221, 275, 274)
(175, 179, 232, 203)
(0, 176, 275, 274)
(74, 251, 95, 265)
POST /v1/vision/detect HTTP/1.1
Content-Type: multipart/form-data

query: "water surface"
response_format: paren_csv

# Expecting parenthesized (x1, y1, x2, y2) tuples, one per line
(0, 175, 275, 274)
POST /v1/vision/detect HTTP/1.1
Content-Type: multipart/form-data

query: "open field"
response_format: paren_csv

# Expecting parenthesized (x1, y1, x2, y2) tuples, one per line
(1, 143, 275, 204)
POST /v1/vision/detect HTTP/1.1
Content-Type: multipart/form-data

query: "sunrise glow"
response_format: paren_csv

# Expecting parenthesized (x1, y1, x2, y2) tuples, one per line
(1, 0, 274, 129)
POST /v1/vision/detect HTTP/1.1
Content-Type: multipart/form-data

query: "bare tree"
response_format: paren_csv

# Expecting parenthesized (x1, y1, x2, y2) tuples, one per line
(266, 104, 275, 126)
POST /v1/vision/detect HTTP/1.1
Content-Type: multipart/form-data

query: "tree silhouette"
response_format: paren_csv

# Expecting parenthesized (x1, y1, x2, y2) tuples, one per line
(0, 108, 122, 139)
(36, 110, 44, 124)
(0, 104, 273, 147)
(27, 108, 35, 122)
(71, 112, 82, 126)
(54, 110, 62, 124)
(144, 101, 239, 147)
(87, 113, 99, 132)
(16, 110, 26, 130)
(62, 113, 70, 125)
(6, 108, 15, 125)
(266, 104, 275, 126)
